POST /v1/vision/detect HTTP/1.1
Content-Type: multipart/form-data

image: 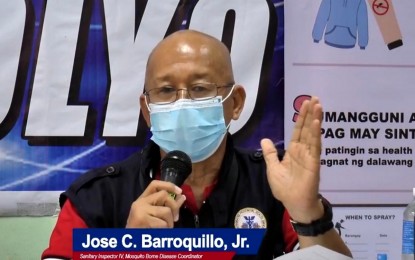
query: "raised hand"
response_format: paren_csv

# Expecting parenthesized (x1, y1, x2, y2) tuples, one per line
(126, 180, 186, 228)
(261, 96, 324, 223)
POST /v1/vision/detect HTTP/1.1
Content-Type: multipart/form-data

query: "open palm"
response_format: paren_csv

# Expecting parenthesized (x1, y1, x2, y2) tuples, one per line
(261, 97, 324, 223)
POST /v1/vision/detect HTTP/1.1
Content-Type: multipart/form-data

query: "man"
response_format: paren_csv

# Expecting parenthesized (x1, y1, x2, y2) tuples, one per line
(42, 30, 352, 259)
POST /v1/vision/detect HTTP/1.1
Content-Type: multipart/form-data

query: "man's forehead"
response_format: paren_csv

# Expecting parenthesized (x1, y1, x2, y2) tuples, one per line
(149, 30, 226, 58)
(147, 37, 224, 69)
(145, 30, 234, 83)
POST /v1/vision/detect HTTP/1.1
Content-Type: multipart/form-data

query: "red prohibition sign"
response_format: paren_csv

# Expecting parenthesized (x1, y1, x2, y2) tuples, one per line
(372, 0, 389, 15)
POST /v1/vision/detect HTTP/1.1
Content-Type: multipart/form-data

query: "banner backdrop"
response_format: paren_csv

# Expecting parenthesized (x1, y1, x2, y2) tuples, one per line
(285, 0, 415, 205)
(0, 0, 285, 215)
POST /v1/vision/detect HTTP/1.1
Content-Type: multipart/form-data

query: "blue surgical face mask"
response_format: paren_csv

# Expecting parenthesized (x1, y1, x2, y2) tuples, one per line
(148, 86, 234, 163)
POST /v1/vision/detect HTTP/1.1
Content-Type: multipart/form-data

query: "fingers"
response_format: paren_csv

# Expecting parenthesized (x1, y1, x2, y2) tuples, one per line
(146, 194, 185, 227)
(147, 206, 174, 227)
(300, 97, 318, 143)
(163, 193, 186, 222)
(292, 97, 322, 148)
(309, 105, 323, 158)
(126, 180, 186, 228)
(141, 180, 182, 198)
(290, 99, 309, 143)
(144, 180, 185, 221)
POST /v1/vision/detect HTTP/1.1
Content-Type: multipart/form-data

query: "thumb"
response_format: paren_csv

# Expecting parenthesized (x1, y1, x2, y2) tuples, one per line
(260, 138, 281, 170)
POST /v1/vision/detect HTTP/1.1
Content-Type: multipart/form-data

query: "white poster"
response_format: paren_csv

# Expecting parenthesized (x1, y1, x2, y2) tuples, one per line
(333, 207, 404, 259)
(285, 0, 415, 204)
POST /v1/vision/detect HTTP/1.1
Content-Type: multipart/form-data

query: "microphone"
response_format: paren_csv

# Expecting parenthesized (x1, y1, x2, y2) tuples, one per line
(160, 150, 192, 199)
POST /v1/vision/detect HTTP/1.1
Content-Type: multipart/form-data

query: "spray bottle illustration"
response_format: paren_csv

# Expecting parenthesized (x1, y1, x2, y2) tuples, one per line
(367, 0, 403, 50)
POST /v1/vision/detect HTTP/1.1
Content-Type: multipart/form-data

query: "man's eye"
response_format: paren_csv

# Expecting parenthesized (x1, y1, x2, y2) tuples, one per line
(157, 87, 176, 94)
(190, 84, 210, 92)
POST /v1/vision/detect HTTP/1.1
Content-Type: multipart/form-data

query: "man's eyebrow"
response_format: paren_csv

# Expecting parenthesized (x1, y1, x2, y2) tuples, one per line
(190, 72, 211, 81)
(153, 74, 172, 81)
(153, 72, 212, 83)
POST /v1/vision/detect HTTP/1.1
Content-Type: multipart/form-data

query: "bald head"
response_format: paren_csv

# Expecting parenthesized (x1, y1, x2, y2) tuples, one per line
(144, 30, 234, 88)
(139, 29, 246, 140)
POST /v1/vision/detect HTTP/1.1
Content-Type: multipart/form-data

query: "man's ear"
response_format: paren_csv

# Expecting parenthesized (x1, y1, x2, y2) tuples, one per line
(231, 85, 246, 120)
(139, 94, 151, 127)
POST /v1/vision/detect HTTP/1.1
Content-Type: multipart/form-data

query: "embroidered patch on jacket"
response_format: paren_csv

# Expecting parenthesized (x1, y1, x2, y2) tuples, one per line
(234, 207, 267, 228)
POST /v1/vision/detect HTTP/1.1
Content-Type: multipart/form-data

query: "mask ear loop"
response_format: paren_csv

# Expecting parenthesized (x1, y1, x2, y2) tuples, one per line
(144, 94, 151, 112)
(221, 84, 236, 130)
(221, 84, 236, 103)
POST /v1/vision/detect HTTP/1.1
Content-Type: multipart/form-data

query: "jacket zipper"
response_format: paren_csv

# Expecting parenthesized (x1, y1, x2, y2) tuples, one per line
(194, 214, 200, 228)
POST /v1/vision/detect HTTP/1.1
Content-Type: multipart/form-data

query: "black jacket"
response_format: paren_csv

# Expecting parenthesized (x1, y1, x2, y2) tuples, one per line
(61, 137, 293, 259)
